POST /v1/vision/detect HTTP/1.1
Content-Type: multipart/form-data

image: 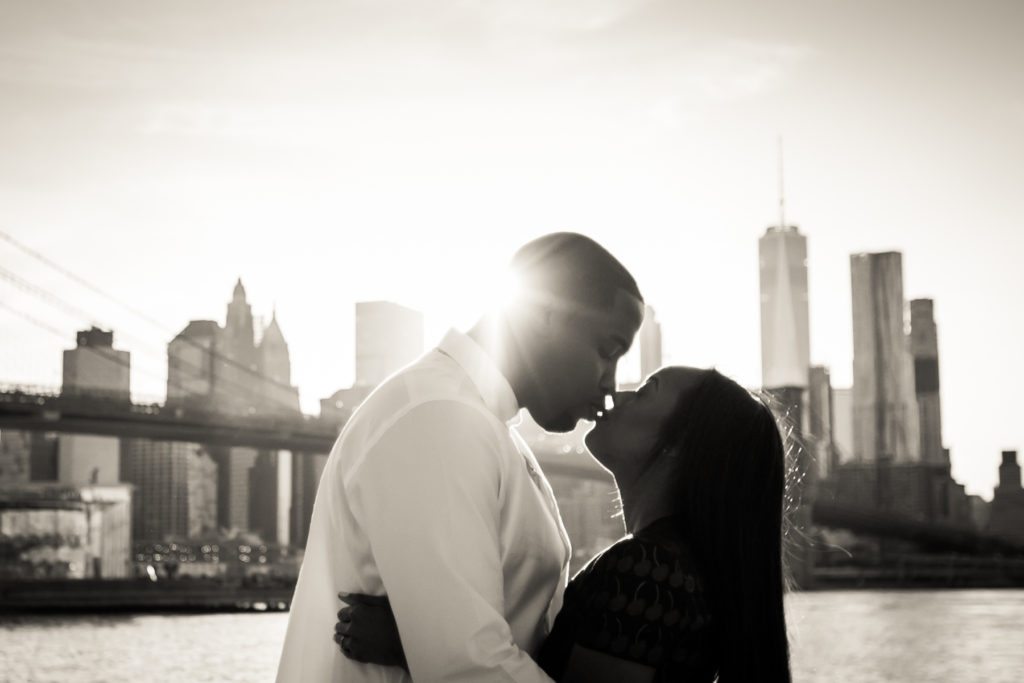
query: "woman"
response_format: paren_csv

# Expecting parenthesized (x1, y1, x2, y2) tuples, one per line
(336, 367, 793, 682)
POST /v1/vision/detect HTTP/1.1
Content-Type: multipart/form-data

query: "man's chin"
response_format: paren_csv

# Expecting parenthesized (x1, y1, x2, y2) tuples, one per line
(538, 413, 579, 434)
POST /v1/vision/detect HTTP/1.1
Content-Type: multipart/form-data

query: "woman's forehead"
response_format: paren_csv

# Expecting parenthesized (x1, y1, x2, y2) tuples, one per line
(651, 366, 706, 393)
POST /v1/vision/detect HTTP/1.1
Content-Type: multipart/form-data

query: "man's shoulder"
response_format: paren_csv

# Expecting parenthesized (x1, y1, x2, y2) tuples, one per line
(361, 354, 489, 418)
(340, 352, 504, 455)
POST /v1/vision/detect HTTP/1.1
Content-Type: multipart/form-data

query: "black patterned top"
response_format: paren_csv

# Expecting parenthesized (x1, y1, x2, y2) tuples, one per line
(537, 519, 718, 682)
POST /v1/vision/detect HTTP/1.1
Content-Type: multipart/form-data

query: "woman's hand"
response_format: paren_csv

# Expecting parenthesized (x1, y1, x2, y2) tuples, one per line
(335, 592, 408, 672)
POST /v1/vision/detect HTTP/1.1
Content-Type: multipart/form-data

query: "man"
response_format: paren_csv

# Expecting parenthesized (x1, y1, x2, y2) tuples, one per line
(276, 233, 644, 681)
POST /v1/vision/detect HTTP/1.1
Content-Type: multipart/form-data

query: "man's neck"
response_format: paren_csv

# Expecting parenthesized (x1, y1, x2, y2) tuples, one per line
(467, 315, 525, 406)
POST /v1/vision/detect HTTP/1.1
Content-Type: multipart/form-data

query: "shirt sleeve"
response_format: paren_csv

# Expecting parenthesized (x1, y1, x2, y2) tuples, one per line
(346, 399, 555, 683)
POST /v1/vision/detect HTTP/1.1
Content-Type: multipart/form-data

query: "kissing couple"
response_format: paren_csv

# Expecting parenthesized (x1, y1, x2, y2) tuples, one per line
(276, 233, 792, 682)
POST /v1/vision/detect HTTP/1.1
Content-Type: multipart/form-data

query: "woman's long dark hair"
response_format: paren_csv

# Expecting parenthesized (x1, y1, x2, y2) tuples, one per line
(654, 369, 792, 682)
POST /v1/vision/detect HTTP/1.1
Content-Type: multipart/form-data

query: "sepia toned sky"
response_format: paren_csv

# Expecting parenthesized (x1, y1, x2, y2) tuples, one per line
(1, 0, 1021, 498)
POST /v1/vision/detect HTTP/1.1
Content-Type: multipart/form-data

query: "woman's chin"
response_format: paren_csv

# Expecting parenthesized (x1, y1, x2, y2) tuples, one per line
(583, 428, 611, 465)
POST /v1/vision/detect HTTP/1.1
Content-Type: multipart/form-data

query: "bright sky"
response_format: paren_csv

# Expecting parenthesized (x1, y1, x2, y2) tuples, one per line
(1, 0, 1021, 499)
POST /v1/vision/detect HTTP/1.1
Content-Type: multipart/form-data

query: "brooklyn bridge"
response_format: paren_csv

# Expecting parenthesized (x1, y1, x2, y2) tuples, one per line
(3, 384, 1023, 570)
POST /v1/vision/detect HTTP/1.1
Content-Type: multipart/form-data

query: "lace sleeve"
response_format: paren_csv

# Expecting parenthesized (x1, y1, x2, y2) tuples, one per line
(570, 538, 713, 670)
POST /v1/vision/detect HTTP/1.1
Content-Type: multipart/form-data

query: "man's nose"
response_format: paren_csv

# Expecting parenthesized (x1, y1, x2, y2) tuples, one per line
(609, 390, 635, 410)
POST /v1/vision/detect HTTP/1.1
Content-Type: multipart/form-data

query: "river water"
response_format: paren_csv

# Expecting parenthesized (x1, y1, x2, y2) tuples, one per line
(1, 590, 1021, 682)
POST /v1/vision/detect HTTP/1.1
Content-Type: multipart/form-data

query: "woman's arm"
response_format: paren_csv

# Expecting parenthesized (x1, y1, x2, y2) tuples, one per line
(559, 644, 656, 683)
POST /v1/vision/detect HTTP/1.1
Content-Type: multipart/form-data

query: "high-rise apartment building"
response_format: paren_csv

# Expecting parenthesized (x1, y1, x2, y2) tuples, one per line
(58, 328, 130, 485)
(121, 440, 218, 541)
(909, 299, 945, 463)
(355, 301, 424, 388)
(850, 252, 920, 463)
(989, 450, 1024, 544)
(807, 366, 837, 480)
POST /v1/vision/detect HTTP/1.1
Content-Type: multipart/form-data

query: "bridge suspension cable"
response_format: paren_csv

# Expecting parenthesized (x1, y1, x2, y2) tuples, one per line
(0, 271, 297, 414)
(0, 227, 304, 411)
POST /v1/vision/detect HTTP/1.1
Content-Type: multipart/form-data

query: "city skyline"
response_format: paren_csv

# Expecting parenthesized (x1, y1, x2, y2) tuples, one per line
(1, 0, 1022, 500)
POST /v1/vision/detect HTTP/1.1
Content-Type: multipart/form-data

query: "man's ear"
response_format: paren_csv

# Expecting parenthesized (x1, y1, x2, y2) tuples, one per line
(521, 303, 559, 339)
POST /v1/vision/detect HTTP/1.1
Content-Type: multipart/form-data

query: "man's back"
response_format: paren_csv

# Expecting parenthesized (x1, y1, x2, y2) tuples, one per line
(276, 331, 570, 682)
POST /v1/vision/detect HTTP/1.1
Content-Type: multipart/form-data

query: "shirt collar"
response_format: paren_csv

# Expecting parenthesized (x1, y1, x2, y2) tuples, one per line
(437, 328, 521, 424)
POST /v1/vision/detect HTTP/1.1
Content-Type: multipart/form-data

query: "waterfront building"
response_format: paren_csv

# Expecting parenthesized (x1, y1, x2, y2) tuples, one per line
(807, 366, 838, 480)
(830, 459, 971, 525)
(0, 483, 131, 579)
(832, 387, 854, 464)
(290, 453, 328, 548)
(164, 282, 301, 536)
(989, 450, 1024, 544)
(250, 450, 291, 546)
(355, 301, 424, 388)
(967, 495, 991, 531)
(0, 430, 30, 482)
(0, 430, 59, 483)
(121, 440, 218, 541)
(58, 328, 130, 485)
(251, 310, 299, 546)
(850, 252, 920, 463)
(909, 299, 945, 464)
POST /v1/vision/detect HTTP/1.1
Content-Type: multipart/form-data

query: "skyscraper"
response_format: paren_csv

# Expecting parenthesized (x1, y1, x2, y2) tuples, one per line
(989, 450, 1024, 544)
(250, 450, 291, 545)
(355, 301, 424, 388)
(58, 328, 130, 485)
(850, 252, 920, 463)
(121, 440, 217, 541)
(759, 226, 810, 391)
(257, 311, 301, 414)
(807, 366, 837, 480)
(216, 279, 260, 413)
(210, 280, 280, 533)
(909, 299, 945, 463)
(290, 453, 328, 548)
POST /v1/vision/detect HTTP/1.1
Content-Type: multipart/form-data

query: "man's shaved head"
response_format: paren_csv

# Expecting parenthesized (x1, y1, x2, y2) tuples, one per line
(509, 232, 643, 313)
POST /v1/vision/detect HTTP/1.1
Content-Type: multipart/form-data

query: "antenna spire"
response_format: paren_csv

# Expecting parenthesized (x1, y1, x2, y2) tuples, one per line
(778, 135, 786, 230)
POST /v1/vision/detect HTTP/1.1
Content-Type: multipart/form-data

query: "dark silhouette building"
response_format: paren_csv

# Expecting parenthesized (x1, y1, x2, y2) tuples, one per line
(989, 451, 1024, 544)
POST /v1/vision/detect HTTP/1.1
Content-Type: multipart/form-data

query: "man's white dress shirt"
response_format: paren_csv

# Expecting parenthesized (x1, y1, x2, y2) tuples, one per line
(276, 330, 571, 682)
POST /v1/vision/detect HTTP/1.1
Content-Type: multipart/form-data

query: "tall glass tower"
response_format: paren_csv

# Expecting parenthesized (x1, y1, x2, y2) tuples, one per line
(759, 225, 810, 391)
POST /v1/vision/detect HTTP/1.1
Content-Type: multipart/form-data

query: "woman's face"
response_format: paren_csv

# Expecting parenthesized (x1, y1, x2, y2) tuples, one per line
(585, 366, 707, 478)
